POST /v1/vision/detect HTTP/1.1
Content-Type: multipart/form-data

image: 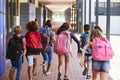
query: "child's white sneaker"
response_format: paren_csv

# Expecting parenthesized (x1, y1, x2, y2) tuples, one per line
(46, 71, 51, 75)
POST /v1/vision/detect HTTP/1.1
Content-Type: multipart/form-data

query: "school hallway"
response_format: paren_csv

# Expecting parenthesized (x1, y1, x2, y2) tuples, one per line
(0, 36, 88, 80)
(1, 20, 118, 80)
(0, 21, 87, 80)
(0, 0, 120, 79)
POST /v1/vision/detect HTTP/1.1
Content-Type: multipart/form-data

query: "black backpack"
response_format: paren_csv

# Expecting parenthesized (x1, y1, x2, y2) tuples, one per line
(6, 34, 24, 60)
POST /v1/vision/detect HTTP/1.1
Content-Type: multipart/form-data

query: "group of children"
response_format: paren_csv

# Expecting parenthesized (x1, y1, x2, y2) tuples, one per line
(6, 19, 112, 80)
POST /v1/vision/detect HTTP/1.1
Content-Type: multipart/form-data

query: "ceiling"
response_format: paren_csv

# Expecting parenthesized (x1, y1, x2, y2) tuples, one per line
(39, 0, 76, 12)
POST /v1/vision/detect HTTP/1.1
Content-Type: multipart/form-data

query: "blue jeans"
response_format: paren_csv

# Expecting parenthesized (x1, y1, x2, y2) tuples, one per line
(41, 45, 53, 64)
(10, 55, 22, 80)
(92, 59, 110, 72)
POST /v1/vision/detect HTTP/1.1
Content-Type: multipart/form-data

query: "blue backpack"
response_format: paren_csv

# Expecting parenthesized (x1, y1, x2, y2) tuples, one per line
(80, 32, 92, 56)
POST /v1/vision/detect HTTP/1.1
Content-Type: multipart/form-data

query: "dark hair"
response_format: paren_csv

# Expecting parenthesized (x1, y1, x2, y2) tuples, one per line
(26, 21, 39, 31)
(44, 20, 52, 28)
(84, 24, 90, 32)
(56, 22, 69, 35)
(94, 26, 103, 32)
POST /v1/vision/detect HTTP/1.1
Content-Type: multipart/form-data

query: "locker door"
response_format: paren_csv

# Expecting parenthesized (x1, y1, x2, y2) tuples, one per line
(0, 0, 6, 77)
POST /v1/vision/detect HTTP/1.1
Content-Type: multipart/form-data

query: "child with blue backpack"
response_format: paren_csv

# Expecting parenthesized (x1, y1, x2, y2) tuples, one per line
(39, 20, 55, 75)
(79, 24, 92, 79)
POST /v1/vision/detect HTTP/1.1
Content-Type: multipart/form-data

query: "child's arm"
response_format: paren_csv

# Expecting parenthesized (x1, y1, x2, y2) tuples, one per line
(41, 33, 50, 51)
(80, 38, 82, 43)
(77, 35, 83, 57)
(70, 33, 81, 54)
(7, 35, 13, 43)
(50, 30, 56, 45)
(80, 42, 91, 67)
(22, 38, 26, 55)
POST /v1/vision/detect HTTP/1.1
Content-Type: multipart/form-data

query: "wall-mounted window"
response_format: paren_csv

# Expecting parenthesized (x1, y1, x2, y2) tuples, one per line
(95, 2, 120, 16)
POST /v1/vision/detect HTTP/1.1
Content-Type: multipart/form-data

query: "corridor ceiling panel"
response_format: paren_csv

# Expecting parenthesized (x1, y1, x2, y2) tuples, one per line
(39, 0, 76, 11)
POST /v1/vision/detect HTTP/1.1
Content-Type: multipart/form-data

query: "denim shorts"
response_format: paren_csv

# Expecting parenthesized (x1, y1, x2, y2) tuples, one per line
(84, 56, 92, 62)
(64, 53, 71, 56)
(92, 59, 110, 73)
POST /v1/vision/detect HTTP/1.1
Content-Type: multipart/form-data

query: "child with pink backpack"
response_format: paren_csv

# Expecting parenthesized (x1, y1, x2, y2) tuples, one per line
(80, 29, 114, 80)
(55, 22, 81, 80)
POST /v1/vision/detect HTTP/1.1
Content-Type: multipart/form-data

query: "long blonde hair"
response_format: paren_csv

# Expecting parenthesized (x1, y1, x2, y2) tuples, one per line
(90, 29, 102, 42)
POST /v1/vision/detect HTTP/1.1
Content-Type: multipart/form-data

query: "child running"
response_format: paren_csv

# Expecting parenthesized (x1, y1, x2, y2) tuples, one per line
(55, 22, 81, 80)
(25, 21, 49, 80)
(39, 20, 55, 75)
(6, 26, 26, 80)
(80, 29, 112, 80)
(79, 24, 92, 79)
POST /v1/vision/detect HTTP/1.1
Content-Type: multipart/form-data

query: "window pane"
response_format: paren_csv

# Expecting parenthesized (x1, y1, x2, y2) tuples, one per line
(95, 2, 120, 16)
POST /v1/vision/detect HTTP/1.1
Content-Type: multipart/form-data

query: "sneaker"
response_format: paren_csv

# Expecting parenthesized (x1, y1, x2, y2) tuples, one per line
(86, 75, 91, 79)
(41, 62, 47, 66)
(33, 72, 37, 76)
(46, 71, 51, 75)
(57, 72, 61, 80)
(64, 76, 69, 80)
(82, 67, 88, 76)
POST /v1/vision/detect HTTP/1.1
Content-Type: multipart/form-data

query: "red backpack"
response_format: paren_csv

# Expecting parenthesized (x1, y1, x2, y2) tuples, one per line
(25, 31, 42, 53)
(92, 37, 114, 61)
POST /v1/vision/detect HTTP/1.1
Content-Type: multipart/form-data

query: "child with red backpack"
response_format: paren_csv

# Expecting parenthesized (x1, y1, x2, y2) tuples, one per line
(6, 26, 26, 80)
(55, 22, 81, 80)
(80, 29, 114, 80)
(25, 21, 49, 80)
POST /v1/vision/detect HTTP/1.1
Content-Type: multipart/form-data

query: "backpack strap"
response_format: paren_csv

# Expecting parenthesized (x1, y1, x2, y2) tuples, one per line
(42, 28, 50, 37)
(61, 31, 71, 39)
(13, 34, 24, 39)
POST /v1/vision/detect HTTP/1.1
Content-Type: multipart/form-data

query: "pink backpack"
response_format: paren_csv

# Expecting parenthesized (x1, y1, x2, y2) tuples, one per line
(54, 31, 71, 55)
(92, 37, 114, 61)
